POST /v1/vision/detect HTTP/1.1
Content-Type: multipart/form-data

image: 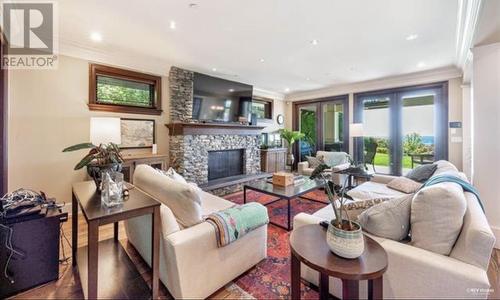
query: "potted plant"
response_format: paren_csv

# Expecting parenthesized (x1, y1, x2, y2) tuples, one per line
(279, 129, 305, 171)
(63, 142, 124, 191)
(310, 164, 364, 259)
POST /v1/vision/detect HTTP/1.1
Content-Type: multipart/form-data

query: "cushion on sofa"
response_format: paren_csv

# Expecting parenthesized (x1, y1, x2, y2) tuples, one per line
(358, 194, 413, 241)
(387, 177, 422, 193)
(410, 181, 466, 255)
(405, 163, 437, 182)
(159, 167, 188, 183)
(306, 155, 324, 169)
(344, 198, 389, 220)
(347, 181, 406, 201)
(134, 164, 203, 228)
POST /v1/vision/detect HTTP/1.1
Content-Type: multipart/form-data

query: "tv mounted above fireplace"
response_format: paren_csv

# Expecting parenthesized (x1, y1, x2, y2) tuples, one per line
(192, 72, 253, 123)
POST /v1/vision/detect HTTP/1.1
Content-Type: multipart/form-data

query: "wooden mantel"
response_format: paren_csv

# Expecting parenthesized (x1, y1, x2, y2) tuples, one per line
(165, 122, 266, 136)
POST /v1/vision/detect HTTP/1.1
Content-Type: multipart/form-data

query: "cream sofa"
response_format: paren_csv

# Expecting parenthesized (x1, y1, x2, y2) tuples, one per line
(297, 151, 350, 184)
(293, 161, 496, 299)
(124, 165, 267, 299)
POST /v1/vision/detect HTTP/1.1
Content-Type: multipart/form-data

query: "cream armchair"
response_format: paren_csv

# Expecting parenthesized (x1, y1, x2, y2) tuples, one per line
(297, 151, 350, 185)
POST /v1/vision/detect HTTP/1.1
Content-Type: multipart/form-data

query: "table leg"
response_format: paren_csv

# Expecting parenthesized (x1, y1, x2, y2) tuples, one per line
(113, 222, 119, 241)
(72, 192, 78, 267)
(319, 273, 329, 300)
(243, 186, 247, 204)
(291, 252, 301, 299)
(368, 276, 383, 300)
(287, 198, 291, 231)
(342, 279, 359, 300)
(151, 206, 160, 299)
(88, 221, 99, 299)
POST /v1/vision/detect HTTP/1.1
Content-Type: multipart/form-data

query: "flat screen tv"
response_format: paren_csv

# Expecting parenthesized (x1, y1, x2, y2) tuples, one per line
(192, 72, 253, 123)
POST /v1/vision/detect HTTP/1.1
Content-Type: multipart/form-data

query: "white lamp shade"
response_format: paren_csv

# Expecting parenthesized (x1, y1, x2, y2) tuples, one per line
(90, 117, 121, 145)
(350, 123, 364, 137)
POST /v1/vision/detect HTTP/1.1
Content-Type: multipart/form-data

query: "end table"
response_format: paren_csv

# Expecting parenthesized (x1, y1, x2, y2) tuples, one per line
(72, 181, 161, 299)
(289, 224, 388, 300)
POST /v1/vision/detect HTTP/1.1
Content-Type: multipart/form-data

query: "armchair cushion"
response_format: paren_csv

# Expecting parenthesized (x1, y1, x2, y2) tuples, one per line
(306, 155, 324, 169)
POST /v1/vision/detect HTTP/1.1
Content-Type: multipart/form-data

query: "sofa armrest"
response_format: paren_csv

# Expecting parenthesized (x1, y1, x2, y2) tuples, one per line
(297, 161, 310, 174)
(332, 162, 351, 172)
(293, 212, 324, 229)
(371, 174, 398, 184)
(380, 239, 491, 298)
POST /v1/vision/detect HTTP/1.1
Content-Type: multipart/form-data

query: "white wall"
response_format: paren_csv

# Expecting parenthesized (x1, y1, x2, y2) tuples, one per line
(472, 42, 500, 248)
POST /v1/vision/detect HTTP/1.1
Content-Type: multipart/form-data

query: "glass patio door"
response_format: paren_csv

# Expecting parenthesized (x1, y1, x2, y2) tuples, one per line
(354, 83, 448, 176)
(322, 101, 346, 152)
(297, 104, 319, 161)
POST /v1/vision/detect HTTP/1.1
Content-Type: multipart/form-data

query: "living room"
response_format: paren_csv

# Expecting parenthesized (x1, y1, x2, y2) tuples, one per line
(0, 0, 499, 299)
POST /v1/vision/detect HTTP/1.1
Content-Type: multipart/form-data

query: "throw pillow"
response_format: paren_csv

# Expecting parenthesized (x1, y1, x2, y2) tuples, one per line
(358, 194, 413, 241)
(410, 182, 466, 255)
(306, 155, 324, 169)
(387, 177, 422, 194)
(405, 163, 437, 182)
(134, 165, 202, 228)
(344, 198, 389, 221)
(159, 167, 188, 184)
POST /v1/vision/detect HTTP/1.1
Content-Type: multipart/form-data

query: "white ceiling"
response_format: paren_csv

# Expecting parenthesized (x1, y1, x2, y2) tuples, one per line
(56, 0, 459, 95)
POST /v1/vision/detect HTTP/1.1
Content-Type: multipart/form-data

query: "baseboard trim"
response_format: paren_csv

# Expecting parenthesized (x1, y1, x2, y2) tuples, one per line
(491, 225, 500, 249)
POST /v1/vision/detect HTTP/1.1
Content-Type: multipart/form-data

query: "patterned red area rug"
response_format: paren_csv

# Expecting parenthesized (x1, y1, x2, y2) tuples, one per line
(224, 189, 330, 299)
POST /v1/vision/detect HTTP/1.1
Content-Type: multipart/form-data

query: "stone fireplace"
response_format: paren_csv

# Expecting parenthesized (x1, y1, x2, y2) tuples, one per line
(167, 67, 265, 194)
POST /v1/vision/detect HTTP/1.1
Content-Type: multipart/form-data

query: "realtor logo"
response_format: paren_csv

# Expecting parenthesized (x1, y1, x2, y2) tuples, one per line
(1, 1, 58, 69)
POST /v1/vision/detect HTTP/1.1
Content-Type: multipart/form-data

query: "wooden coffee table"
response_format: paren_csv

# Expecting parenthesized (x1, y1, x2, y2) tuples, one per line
(289, 224, 388, 300)
(243, 178, 326, 231)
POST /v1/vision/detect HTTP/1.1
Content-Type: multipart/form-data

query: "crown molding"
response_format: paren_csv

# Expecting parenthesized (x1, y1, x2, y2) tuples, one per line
(285, 66, 462, 101)
(253, 88, 285, 101)
(456, 0, 483, 70)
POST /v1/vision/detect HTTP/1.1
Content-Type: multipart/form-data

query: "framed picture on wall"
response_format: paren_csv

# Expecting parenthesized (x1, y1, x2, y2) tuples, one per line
(120, 118, 155, 148)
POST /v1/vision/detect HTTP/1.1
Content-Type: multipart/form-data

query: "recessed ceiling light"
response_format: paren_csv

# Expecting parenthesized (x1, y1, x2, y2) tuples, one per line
(417, 62, 426, 68)
(259, 58, 265, 63)
(228, 89, 234, 92)
(189, 3, 198, 8)
(406, 34, 418, 41)
(310, 39, 319, 45)
(306, 77, 311, 81)
(90, 32, 102, 42)
(212, 67, 217, 72)
(169, 21, 176, 30)
(284, 88, 290, 92)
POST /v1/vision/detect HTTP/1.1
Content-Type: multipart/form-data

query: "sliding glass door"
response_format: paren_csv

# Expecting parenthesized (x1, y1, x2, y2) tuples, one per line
(294, 95, 349, 163)
(354, 82, 448, 176)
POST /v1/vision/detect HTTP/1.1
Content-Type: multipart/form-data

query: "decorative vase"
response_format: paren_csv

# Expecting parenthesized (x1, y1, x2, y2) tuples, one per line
(327, 219, 364, 259)
(286, 149, 294, 172)
(87, 163, 122, 192)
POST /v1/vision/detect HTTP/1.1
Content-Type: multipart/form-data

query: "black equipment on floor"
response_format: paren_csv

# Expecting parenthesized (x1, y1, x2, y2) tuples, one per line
(0, 189, 67, 298)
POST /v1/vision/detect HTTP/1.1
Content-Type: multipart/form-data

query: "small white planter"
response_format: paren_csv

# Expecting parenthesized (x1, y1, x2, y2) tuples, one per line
(327, 220, 364, 259)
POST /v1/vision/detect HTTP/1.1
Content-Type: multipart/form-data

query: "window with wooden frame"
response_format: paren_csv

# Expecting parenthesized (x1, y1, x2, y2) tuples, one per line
(252, 97, 273, 120)
(89, 63, 162, 115)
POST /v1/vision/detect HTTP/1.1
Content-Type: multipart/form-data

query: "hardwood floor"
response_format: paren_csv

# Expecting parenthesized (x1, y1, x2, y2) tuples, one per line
(10, 215, 249, 300)
(8, 214, 500, 299)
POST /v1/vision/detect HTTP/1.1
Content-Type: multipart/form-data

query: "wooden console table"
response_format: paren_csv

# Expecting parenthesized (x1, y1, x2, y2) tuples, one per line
(72, 181, 161, 299)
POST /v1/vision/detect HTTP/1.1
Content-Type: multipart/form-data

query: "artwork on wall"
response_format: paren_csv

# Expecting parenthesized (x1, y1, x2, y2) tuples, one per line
(120, 118, 155, 148)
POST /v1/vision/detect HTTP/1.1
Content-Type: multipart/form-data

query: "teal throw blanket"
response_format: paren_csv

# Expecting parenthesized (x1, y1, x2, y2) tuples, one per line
(420, 174, 485, 212)
(206, 202, 269, 247)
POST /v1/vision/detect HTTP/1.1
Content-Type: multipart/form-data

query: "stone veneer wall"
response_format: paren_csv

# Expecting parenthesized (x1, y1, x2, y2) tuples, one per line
(170, 134, 261, 185)
(168, 66, 261, 191)
(169, 67, 194, 122)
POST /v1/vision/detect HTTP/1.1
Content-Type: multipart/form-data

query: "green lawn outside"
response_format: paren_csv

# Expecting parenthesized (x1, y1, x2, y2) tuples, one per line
(373, 153, 412, 169)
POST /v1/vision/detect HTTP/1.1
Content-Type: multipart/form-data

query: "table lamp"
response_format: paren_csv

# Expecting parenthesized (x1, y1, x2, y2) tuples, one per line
(90, 117, 121, 146)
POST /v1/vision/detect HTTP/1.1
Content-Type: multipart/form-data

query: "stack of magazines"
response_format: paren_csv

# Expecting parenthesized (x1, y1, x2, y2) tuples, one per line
(293, 175, 306, 186)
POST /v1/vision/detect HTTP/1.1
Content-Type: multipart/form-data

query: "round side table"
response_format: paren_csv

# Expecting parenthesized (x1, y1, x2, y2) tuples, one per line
(289, 224, 388, 300)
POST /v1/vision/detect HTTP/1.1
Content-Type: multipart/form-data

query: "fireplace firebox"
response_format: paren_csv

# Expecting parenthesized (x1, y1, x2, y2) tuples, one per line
(208, 149, 245, 181)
